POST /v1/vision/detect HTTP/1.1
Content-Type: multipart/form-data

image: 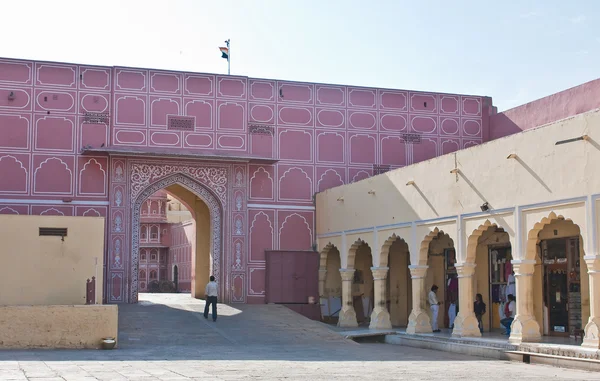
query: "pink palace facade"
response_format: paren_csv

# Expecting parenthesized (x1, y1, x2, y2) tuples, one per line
(0, 57, 493, 304)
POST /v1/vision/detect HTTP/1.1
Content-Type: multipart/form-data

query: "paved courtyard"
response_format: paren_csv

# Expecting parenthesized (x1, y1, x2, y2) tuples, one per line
(1, 294, 600, 380)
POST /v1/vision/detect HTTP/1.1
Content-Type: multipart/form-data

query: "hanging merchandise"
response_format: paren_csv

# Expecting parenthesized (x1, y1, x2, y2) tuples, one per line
(506, 273, 516, 298)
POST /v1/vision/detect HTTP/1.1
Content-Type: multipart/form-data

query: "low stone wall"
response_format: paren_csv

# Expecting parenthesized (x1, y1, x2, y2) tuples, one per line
(0, 305, 118, 349)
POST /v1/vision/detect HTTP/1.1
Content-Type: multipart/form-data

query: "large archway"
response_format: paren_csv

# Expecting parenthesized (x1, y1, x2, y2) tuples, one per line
(526, 214, 588, 339)
(424, 230, 456, 331)
(380, 235, 412, 327)
(347, 240, 374, 325)
(466, 221, 512, 334)
(130, 173, 223, 302)
(319, 244, 342, 323)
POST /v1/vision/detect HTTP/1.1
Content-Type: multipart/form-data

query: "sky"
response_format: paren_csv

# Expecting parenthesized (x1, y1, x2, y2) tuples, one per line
(2, 0, 599, 111)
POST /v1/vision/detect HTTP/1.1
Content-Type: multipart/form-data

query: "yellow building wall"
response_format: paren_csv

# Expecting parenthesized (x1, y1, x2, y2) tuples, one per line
(0, 215, 104, 306)
(0, 305, 118, 349)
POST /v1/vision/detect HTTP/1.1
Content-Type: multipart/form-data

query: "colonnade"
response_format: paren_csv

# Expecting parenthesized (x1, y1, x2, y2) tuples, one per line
(319, 212, 600, 348)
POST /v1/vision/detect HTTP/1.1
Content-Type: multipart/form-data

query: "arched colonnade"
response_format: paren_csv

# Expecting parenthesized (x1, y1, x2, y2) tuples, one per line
(318, 208, 600, 348)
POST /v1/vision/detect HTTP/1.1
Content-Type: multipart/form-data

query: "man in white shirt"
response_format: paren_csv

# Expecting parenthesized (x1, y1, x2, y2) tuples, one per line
(203, 276, 218, 322)
(500, 294, 516, 335)
(428, 285, 441, 332)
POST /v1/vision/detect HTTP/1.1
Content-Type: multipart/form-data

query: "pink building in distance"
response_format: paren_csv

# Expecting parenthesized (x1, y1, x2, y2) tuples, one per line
(0, 57, 495, 304)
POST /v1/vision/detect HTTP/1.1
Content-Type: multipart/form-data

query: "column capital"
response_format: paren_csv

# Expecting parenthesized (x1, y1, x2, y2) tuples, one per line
(408, 265, 428, 279)
(584, 255, 600, 271)
(339, 268, 355, 281)
(454, 263, 476, 278)
(370, 266, 389, 280)
(511, 259, 536, 276)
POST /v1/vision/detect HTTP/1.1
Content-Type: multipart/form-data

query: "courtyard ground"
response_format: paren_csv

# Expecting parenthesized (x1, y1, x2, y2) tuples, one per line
(1, 293, 599, 380)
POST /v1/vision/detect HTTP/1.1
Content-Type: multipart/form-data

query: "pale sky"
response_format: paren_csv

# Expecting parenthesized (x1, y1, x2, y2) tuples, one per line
(2, 0, 598, 111)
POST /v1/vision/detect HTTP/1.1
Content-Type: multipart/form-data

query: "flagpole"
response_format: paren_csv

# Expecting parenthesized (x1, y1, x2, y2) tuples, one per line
(226, 39, 231, 75)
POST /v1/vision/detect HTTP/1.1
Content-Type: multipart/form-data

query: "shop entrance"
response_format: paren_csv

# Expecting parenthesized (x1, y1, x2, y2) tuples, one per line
(487, 245, 513, 332)
(541, 237, 582, 337)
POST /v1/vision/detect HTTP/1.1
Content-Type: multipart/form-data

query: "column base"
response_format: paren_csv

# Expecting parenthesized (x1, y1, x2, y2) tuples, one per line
(369, 308, 392, 330)
(582, 317, 600, 348)
(508, 314, 541, 344)
(406, 309, 432, 334)
(452, 313, 481, 337)
(338, 307, 358, 328)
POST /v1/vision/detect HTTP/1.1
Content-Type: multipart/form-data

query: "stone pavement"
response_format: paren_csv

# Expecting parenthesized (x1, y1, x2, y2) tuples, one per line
(1, 293, 600, 380)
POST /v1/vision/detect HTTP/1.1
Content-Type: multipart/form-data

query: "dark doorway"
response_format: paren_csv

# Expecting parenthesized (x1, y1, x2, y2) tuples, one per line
(173, 265, 179, 291)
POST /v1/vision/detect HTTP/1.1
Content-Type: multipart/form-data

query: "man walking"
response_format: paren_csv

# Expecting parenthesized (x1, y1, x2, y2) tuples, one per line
(429, 285, 441, 332)
(204, 275, 218, 322)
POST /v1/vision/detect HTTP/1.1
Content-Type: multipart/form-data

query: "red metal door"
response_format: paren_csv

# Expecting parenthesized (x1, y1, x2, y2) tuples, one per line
(265, 250, 319, 304)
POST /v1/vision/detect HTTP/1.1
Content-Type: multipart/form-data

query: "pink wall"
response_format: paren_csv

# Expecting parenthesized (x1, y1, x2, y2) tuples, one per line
(0, 56, 492, 304)
(490, 78, 600, 140)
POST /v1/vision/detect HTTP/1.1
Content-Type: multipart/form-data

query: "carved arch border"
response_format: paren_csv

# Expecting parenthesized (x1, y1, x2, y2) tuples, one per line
(129, 172, 226, 303)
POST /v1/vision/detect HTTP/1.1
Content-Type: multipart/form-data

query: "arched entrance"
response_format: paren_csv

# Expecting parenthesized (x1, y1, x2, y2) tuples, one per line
(319, 244, 342, 323)
(424, 230, 456, 331)
(173, 265, 179, 291)
(466, 221, 512, 334)
(527, 214, 588, 338)
(130, 173, 223, 302)
(380, 235, 412, 327)
(349, 242, 374, 325)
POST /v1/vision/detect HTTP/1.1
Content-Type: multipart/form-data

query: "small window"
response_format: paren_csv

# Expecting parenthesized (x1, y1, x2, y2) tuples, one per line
(39, 227, 67, 237)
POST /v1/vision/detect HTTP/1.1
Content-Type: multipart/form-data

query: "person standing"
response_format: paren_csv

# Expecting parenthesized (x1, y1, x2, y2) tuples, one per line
(204, 275, 218, 322)
(428, 285, 441, 332)
(474, 293, 486, 334)
(500, 294, 516, 335)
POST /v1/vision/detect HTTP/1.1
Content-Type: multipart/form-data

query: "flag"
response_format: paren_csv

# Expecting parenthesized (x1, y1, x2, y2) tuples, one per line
(219, 46, 229, 60)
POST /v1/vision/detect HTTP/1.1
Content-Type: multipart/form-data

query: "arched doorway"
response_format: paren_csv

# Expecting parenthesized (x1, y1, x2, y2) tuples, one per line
(173, 265, 179, 291)
(347, 241, 374, 326)
(131, 173, 223, 302)
(467, 221, 512, 334)
(425, 231, 456, 331)
(319, 245, 342, 323)
(527, 215, 588, 338)
(383, 236, 412, 327)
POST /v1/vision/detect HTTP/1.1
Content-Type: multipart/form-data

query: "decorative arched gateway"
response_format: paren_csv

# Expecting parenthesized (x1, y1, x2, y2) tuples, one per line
(130, 172, 224, 303)
(106, 159, 231, 304)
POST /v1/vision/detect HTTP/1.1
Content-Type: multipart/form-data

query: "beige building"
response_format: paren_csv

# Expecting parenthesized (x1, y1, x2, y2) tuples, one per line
(0, 215, 117, 348)
(316, 108, 600, 348)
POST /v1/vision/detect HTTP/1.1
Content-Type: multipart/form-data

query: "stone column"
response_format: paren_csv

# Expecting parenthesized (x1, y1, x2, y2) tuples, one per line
(406, 265, 432, 334)
(338, 268, 358, 328)
(369, 267, 392, 329)
(509, 260, 541, 344)
(583, 256, 600, 348)
(452, 263, 481, 337)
